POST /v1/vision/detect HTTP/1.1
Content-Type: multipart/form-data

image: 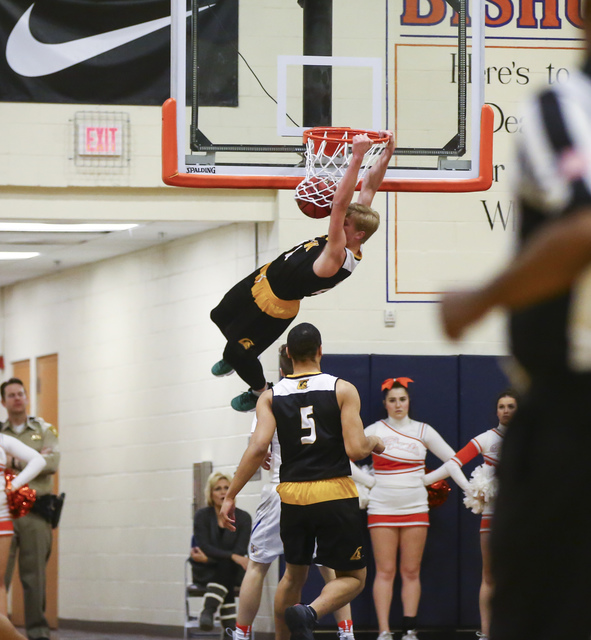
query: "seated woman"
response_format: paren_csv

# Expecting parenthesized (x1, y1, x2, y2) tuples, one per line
(190, 472, 251, 633)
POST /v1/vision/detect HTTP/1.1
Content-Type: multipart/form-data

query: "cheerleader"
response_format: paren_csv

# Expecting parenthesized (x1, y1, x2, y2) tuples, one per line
(0, 433, 46, 616)
(365, 378, 456, 640)
(423, 390, 518, 640)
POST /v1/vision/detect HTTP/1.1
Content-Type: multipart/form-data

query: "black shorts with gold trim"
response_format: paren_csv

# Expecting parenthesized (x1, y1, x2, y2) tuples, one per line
(278, 478, 366, 571)
(210, 266, 298, 356)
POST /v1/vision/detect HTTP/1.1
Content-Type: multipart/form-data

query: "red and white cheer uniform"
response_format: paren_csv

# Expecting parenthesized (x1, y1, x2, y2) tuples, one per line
(364, 417, 455, 528)
(449, 424, 506, 533)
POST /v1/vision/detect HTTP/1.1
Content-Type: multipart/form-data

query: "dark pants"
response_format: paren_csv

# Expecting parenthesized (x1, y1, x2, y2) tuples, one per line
(490, 376, 591, 640)
(5, 513, 52, 640)
(210, 271, 295, 390)
(191, 557, 244, 604)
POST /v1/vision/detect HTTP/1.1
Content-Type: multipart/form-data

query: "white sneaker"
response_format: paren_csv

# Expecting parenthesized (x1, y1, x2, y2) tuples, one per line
(401, 631, 419, 640)
(377, 632, 393, 640)
(476, 634, 488, 640)
(337, 630, 355, 640)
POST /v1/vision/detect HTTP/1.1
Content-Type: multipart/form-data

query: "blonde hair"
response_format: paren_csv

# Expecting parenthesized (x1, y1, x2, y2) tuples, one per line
(205, 471, 232, 507)
(346, 203, 380, 242)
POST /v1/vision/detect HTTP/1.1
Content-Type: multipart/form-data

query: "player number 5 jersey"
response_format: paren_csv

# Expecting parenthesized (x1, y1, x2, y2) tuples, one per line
(272, 372, 351, 483)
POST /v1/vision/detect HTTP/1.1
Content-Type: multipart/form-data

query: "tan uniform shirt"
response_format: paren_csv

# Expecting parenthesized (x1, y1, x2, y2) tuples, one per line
(1, 417, 59, 495)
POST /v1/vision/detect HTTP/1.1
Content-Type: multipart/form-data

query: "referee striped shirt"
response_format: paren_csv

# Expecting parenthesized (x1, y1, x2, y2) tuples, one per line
(510, 63, 591, 375)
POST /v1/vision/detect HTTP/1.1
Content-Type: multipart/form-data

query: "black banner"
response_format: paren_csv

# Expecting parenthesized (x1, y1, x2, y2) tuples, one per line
(0, 0, 238, 105)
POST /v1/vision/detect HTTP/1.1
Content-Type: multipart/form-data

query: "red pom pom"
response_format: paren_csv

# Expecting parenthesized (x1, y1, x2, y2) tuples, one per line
(425, 472, 451, 509)
(295, 177, 335, 219)
(4, 469, 36, 519)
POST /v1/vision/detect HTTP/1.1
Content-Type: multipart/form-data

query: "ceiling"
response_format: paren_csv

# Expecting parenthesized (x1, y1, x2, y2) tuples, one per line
(0, 221, 228, 288)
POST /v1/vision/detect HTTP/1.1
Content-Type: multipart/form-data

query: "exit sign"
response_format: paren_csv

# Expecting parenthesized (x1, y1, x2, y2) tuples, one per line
(77, 123, 123, 156)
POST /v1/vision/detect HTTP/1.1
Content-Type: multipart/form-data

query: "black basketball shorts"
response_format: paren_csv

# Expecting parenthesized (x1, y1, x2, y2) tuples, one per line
(210, 270, 294, 355)
(280, 497, 366, 571)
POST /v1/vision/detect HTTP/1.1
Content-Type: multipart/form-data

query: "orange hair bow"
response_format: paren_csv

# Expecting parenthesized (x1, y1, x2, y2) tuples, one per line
(381, 377, 414, 392)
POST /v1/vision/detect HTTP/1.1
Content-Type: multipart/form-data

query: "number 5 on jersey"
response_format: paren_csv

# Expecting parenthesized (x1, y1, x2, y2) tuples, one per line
(300, 406, 317, 444)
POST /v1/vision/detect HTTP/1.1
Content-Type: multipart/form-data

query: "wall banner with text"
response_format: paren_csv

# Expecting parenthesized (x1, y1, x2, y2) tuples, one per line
(387, 0, 585, 303)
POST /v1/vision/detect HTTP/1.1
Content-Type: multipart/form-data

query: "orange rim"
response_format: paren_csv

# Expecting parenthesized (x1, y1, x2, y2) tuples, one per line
(304, 127, 389, 144)
(304, 127, 390, 155)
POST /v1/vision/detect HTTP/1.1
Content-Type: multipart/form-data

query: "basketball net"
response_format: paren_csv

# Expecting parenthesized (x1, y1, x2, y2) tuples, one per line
(294, 128, 388, 207)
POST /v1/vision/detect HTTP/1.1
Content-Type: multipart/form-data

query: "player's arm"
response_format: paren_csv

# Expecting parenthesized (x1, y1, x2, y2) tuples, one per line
(357, 130, 395, 207)
(441, 206, 591, 340)
(337, 379, 385, 460)
(221, 390, 276, 531)
(313, 134, 373, 278)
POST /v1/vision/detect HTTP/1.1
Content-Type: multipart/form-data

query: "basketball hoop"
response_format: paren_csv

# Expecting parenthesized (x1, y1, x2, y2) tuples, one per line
(294, 127, 390, 207)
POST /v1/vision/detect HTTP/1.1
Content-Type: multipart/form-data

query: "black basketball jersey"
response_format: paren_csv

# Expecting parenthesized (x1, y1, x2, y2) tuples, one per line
(272, 372, 351, 482)
(510, 69, 591, 376)
(265, 235, 361, 301)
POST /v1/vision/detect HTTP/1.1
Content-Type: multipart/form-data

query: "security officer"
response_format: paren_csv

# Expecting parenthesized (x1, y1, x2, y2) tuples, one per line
(1, 378, 60, 640)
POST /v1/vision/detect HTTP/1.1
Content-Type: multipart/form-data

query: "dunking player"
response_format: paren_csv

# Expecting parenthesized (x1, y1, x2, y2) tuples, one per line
(234, 345, 357, 640)
(220, 323, 384, 640)
(210, 131, 395, 412)
(440, 4, 591, 636)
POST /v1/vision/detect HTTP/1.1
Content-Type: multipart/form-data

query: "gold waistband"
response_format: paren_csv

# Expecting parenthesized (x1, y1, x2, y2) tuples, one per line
(251, 264, 300, 319)
(277, 476, 359, 505)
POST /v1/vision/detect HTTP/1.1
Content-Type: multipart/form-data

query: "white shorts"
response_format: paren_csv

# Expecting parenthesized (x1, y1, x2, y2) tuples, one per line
(248, 483, 284, 564)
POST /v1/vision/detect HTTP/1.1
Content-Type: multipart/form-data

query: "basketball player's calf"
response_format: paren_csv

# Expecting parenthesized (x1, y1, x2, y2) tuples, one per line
(279, 499, 367, 640)
(284, 569, 366, 640)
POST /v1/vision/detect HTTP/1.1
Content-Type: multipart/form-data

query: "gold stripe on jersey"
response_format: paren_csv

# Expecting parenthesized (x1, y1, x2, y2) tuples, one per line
(277, 476, 358, 505)
(286, 372, 322, 378)
(251, 263, 301, 319)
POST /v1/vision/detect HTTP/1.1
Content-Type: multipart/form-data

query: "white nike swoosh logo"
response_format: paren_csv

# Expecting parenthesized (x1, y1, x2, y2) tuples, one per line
(6, 2, 216, 78)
